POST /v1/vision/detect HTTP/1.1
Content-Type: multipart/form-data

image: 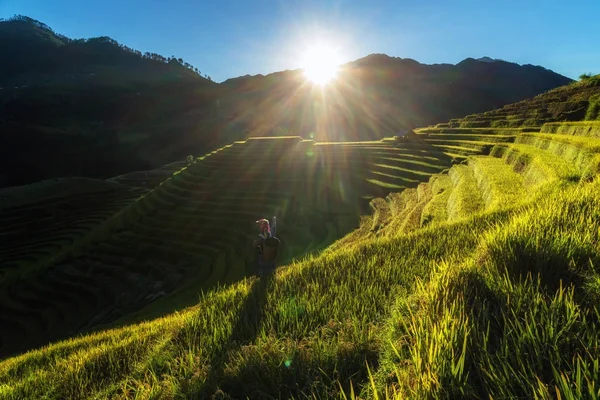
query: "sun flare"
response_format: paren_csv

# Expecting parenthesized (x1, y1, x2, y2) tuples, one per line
(301, 44, 342, 85)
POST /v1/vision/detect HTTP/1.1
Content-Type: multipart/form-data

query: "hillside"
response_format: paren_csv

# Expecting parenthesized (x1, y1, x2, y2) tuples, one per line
(1, 76, 600, 397)
(0, 135, 477, 358)
(0, 15, 572, 188)
(0, 16, 223, 189)
(426, 73, 600, 129)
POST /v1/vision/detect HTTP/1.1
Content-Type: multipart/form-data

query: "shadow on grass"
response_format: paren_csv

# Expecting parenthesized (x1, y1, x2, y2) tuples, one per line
(199, 269, 275, 397)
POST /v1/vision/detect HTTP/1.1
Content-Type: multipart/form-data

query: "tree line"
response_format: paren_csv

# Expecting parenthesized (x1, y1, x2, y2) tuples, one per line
(0, 15, 212, 81)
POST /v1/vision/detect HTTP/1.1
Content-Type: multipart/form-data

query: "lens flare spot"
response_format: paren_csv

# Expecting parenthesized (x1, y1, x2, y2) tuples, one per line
(285, 359, 292, 368)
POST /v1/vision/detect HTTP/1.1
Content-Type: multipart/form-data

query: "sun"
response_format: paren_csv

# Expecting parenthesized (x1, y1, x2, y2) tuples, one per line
(301, 44, 343, 85)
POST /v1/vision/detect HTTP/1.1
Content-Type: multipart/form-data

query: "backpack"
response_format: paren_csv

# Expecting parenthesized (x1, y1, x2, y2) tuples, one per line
(262, 236, 280, 262)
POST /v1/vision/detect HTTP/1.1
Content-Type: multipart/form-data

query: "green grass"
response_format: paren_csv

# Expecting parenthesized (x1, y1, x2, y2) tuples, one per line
(377, 180, 600, 399)
(540, 121, 600, 137)
(424, 133, 516, 142)
(447, 164, 485, 221)
(490, 143, 581, 186)
(415, 127, 525, 135)
(426, 75, 600, 132)
(2, 136, 471, 359)
(0, 206, 493, 398)
(520, 132, 600, 152)
(369, 198, 392, 232)
(2, 122, 600, 398)
(3, 174, 599, 398)
(431, 144, 488, 155)
(585, 94, 600, 120)
(366, 179, 406, 190)
(468, 156, 527, 210)
(420, 175, 452, 227)
(516, 133, 600, 180)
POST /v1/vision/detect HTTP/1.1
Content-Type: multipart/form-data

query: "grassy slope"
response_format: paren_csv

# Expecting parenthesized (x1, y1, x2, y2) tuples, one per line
(422, 74, 600, 130)
(1, 123, 600, 398)
(3, 137, 474, 359)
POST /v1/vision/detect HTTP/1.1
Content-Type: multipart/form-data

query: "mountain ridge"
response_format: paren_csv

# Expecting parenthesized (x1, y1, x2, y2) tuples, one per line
(0, 15, 573, 188)
(221, 53, 558, 84)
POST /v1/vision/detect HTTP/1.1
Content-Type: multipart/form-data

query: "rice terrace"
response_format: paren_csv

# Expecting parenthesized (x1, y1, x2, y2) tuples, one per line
(1, 4, 600, 400)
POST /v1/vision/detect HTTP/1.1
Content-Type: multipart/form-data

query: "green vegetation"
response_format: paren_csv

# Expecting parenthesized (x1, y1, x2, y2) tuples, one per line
(432, 75, 600, 130)
(468, 156, 526, 209)
(446, 164, 485, 221)
(580, 73, 593, 80)
(586, 94, 600, 120)
(0, 178, 147, 286)
(1, 136, 478, 358)
(378, 181, 600, 398)
(2, 114, 600, 398)
(541, 121, 600, 137)
(1, 69, 600, 400)
(420, 175, 452, 227)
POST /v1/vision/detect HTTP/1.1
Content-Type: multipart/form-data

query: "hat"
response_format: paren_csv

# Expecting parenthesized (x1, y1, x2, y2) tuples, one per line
(256, 218, 270, 233)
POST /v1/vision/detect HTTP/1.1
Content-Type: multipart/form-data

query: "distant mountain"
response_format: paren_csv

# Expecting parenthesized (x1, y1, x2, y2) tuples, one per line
(0, 16, 573, 188)
(221, 54, 572, 141)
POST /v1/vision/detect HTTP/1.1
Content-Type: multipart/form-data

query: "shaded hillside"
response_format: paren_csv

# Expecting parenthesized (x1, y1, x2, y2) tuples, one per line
(0, 134, 474, 358)
(220, 54, 572, 140)
(0, 16, 226, 188)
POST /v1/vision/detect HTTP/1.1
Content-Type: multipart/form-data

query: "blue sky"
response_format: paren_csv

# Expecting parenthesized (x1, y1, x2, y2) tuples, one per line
(2, 0, 598, 82)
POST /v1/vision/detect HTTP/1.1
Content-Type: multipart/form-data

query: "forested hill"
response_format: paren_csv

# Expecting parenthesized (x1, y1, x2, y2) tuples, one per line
(0, 15, 572, 188)
(0, 15, 224, 189)
(0, 15, 212, 81)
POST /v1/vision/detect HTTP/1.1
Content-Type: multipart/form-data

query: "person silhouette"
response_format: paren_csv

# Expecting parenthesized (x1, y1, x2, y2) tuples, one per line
(253, 217, 279, 275)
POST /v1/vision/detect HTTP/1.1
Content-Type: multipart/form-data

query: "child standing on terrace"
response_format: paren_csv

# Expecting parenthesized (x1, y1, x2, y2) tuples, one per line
(254, 217, 279, 275)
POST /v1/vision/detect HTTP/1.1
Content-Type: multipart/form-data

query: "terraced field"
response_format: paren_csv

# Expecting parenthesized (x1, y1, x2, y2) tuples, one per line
(2, 119, 600, 399)
(429, 75, 600, 129)
(107, 160, 190, 189)
(328, 121, 600, 250)
(396, 122, 599, 227)
(0, 135, 488, 358)
(0, 178, 147, 286)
